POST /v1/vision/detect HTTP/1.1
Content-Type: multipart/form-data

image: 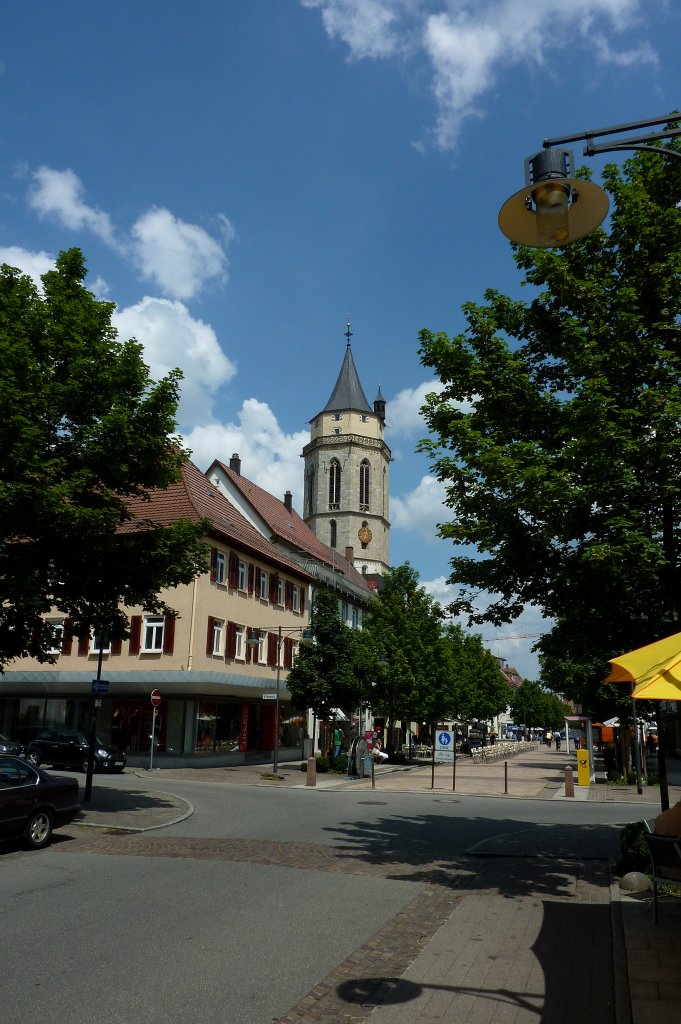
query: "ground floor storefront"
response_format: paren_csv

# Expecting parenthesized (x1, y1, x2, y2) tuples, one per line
(0, 672, 306, 767)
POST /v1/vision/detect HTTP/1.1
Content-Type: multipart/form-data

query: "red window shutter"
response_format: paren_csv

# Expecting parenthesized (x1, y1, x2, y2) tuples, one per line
(226, 621, 237, 659)
(210, 547, 217, 583)
(255, 567, 262, 595)
(111, 638, 122, 656)
(77, 632, 90, 656)
(285, 581, 293, 610)
(267, 632, 278, 666)
(228, 552, 239, 589)
(300, 587, 305, 614)
(284, 636, 293, 669)
(163, 615, 175, 654)
(206, 617, 215, 655)
(129, 615, 142, 655)
(269, 573, 278, 603)
(248, 563, 255, 596)
(61, 619, 74, 656)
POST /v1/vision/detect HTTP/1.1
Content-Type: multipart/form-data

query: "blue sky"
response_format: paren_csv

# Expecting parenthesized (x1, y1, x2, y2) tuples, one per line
(2, 1, 679, 679)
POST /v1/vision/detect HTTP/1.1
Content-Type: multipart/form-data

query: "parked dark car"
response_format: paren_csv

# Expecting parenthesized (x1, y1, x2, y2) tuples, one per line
(0, 732, 24, 756)
(0, 755, 80, 849)
(25, 730, 126, 773)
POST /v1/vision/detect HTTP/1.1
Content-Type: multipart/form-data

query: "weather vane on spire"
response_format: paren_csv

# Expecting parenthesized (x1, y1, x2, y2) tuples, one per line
(345, 319, 353, 346)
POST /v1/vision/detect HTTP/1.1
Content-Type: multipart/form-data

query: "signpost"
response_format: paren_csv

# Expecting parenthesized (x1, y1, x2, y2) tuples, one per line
(149, 690, 161, 770)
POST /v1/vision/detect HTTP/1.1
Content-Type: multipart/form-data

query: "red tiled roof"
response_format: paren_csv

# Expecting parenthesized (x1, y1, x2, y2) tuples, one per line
(210, 460, 372, 594)
(121, 462, 313, 581)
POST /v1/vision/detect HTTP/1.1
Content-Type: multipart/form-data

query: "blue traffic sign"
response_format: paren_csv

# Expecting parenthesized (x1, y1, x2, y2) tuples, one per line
(91, 679, 109, 695)
(437, 731, 451, 746)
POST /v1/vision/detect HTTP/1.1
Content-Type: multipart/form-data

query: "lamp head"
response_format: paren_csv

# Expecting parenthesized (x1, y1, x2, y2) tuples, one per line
(499, 148, 609, 247)
(246, 628, 260, 647)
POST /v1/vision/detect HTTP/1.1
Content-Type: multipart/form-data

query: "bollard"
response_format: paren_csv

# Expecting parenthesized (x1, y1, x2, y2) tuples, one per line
(504, 760, 508, 795)
(564, 765, 575, 798)
(306, 756, 316, 787)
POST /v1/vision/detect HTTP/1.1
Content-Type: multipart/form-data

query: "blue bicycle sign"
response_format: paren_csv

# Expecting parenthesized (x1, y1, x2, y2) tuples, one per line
(437, 731, 452, 746)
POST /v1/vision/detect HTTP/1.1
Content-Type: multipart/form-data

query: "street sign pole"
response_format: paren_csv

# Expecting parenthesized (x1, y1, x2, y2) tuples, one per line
(149, 689, 161, 771)
(149, 705, 157, 771)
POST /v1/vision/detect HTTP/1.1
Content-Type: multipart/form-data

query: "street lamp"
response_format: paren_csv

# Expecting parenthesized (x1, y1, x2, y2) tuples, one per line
(499, 113, 681, 248)
(246, 625, 313, 777)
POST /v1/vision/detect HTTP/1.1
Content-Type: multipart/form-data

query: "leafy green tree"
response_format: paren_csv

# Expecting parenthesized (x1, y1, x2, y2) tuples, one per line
(360, 564, 454, 740)
(418, 142, 681, 713)
(0, 249, 208, 665)
(285, 586, 361, 718)
(444, 623, 510, 723)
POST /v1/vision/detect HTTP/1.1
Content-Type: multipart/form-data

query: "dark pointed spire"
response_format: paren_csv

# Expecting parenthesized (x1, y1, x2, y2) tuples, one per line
(374, 384, 386, 422)
(321, 322, 372, 414)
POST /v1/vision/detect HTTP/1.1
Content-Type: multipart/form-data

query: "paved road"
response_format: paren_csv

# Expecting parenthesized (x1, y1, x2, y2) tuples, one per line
(1, 770, 650, 1024)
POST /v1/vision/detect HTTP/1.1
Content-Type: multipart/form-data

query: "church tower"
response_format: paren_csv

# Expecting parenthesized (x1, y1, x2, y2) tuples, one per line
(302, 324, 391, 578)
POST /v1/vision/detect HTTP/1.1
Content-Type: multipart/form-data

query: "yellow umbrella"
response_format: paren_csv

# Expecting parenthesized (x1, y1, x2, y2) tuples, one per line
(606, 631, 681, 700)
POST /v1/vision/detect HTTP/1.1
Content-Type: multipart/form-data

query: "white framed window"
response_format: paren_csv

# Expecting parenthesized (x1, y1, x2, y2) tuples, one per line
(360, 414, 368, 423)
(238, 560, 247, 592)
(234, 625, 244, 660)
(259, 570, 268, 600)
(256, 630, 265, 663)
(143, 616, 165, 653)
(212, 619, 224, 656)
(292, 586, 300, 612)
(215, 551, 226, 585)
(47, 618, 64, 654)
(341, 601, 349, 624)
(277, 578, 285, 606)
(91, 632, 111, 654)
(333, 413, 342, 421)
(333, 428, 342, 435)
(352, 606, 360, 628)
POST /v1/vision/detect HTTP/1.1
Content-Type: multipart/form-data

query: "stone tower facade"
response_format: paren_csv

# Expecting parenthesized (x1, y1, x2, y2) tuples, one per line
(302, 329, 391, 577)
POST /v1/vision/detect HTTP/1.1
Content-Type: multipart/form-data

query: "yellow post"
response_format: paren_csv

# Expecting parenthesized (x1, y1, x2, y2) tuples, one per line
(576, 748, 590, 787)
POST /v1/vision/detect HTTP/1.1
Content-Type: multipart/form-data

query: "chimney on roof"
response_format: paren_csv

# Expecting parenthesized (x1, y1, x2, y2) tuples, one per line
(229, 453, 241, 475)
(345, 545, 354, 564)
(284, 491, 293, 512)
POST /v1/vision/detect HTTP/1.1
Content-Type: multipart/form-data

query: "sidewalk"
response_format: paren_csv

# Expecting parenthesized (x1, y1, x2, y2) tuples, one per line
(74, 749, 681, 1024)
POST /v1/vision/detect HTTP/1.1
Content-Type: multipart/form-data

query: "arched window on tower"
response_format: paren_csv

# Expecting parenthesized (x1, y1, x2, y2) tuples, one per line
(359, 459, 370, 511)
(329, 519, 337, 548)
(307, 466, 315, 518)
(328, 459, 341, 509)
(382, 466, 386, 516)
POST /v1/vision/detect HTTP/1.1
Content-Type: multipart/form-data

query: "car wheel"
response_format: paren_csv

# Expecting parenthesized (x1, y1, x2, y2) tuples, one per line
(25, 750, 41, 767)
(23, 809, 53, 849)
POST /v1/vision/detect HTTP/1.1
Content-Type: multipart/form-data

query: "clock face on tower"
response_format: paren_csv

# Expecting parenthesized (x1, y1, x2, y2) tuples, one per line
(358, 526, 372, 544)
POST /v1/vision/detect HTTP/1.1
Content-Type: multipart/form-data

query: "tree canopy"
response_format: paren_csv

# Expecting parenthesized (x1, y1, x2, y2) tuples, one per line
(0, 249, 208, 666)
(418, 141, 681, 714)
(510, 681, 571, 732)
(285, 585, 363, 718)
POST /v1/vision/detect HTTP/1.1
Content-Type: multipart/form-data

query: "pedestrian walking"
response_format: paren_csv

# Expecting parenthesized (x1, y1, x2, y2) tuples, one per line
(555, 735, 561, 751)
(333, 725, 343, 759)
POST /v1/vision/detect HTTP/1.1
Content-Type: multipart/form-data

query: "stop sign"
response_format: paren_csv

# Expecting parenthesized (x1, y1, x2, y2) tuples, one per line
(150, 688, 161, 707)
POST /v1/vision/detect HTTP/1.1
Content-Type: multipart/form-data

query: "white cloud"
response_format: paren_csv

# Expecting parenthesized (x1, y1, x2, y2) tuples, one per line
(303, 0, 655, 148)
(28, 167, 118, 247)
(391, 473, 447, 541)
(25, 166, 232, 301)
(184, 399, 310, 509)
(0, 245, 54, 286)
(130, 207, 229, 301)
(113, 297, 237, 427)
(388, 380, 447, 437)
(301, 0, 409, 59)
